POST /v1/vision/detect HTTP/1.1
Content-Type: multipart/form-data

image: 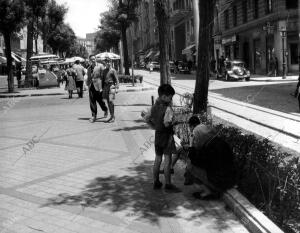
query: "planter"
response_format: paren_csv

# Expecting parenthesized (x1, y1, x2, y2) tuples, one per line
(118, 74, 143, 83)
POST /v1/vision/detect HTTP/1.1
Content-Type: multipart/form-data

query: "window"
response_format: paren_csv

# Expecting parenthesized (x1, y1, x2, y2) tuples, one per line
(233, 5, 237, 26)
(286, 0, 298, 9)
(253, 0, 259, 18)
(242, 1, 247, 23)
(265, 0, 272, 14)
(225, 10, 229, 29)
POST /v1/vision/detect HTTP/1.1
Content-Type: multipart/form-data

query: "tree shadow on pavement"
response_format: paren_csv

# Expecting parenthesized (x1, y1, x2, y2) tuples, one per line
(113, 125, 149, 131)
(43, 161, 234, 231)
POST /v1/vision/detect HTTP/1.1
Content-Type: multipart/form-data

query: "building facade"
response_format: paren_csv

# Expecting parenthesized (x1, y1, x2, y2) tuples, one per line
(214, 0, 299, 74)
(127, 0, 196, 66)
(169, 0, 195, 62)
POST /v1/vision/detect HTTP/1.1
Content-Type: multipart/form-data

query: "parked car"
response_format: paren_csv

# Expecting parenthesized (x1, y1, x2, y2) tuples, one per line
(169, 61, 177, 73)
(177, 61, 191, 74)
(146, 61, 160, 70)
(217, 60, 250, 81)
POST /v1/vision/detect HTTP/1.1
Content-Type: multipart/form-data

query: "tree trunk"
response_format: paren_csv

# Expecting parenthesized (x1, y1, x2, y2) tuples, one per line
(154, 0, 171, 85)
(193, 0, 214, 114)
(25, 20, 34, 87)
(121, 25, 130, 75)
(3, 33, 14, 93)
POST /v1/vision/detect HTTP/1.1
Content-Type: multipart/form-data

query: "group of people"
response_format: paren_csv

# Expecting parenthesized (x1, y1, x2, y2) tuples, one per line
(61, 60, 86, 99)
(59, 55, 119, 123)
(144, 84, 236, 198)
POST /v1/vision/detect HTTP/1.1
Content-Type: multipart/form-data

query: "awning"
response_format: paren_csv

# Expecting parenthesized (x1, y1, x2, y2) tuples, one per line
(182, 44, 195, 55)
(0, 56, 6, 64)
(11, 53, 21, 63)
(12, 52, 26, 63)
(154, 51, 160, 58)
(145, 50, 154, 58)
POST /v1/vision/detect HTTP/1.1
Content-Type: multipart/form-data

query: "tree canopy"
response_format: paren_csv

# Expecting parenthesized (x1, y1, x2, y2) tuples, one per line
(94, 29, 120, 53)
(40, 0, 68, 52)
(99, 0, 139, 75)
(47, 23, 76, 55)
(0, 0, 26, 92)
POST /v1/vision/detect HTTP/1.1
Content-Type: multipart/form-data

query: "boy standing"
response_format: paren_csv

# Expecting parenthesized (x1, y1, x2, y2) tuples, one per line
(148, 84, 181, 192)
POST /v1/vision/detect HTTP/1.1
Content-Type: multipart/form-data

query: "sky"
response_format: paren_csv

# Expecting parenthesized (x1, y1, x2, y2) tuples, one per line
(55, 0, 110, 38)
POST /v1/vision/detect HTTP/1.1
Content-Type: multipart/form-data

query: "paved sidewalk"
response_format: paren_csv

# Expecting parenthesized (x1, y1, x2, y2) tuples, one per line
(0, 83, 155, 98)
(0, 90, 248, 233)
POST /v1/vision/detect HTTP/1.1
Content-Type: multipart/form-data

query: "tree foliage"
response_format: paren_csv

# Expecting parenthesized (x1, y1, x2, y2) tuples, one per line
(40, 0, 67, 52)
(0, 0, 26, 92)
(94, 29, 120, 53)
(47, 23, 76, 56)
(99, 0, 139, 75)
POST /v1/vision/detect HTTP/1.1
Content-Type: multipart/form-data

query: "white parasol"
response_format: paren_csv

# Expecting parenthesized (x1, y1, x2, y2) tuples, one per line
(95, 52, 120, 61)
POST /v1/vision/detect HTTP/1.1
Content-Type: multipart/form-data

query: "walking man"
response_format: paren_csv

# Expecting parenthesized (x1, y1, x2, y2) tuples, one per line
(102, 59, 119, 123)
(73, 60, 85, 98)
(86, 55, 108, 123)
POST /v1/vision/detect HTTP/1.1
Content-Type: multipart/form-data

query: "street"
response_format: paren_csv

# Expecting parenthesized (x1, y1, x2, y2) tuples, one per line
(0, 91, 248, 233)
(134, 69, 300, 154)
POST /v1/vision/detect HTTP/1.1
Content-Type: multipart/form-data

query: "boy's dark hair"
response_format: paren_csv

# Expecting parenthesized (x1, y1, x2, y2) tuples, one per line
(158, 84, 175, 97)
(188, 115, 200, 126)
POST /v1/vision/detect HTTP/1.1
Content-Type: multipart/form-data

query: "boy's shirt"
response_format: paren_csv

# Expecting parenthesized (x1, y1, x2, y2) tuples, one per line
(163, 105, 174, 127)
(149, 98, 173, 133)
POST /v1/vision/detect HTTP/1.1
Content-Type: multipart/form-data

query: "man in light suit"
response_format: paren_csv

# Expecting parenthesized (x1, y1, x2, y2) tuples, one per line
(86, 55, 108, 123)
(73, 60, 86, 98)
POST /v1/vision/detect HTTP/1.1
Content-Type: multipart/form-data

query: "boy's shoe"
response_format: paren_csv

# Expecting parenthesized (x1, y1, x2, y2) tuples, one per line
(153, 181, 163, 190)
(164, 184, 181, 193)
(89, 117, 96, 123)
(159, 168, 174, 174)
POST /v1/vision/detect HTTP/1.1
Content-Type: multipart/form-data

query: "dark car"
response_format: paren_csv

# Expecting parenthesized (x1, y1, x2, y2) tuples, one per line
(217, 60, 250, 81)
(177, 61, 191, 74)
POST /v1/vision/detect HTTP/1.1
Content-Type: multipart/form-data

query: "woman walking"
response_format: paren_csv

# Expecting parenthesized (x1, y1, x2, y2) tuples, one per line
(65, 64, 77, 99)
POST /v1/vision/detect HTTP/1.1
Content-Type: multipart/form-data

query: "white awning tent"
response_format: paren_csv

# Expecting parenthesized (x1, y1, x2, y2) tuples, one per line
(30, 54, 59, 61)
(182, 44, 195, 55)
(145, 50, 154, 58)
(0, 52, 26, 64)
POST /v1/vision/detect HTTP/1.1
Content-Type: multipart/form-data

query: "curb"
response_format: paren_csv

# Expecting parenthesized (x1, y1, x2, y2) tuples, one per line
(223, 189, 284, 233)
(173, 135, 283, 233)
(0, 87, 156, 98)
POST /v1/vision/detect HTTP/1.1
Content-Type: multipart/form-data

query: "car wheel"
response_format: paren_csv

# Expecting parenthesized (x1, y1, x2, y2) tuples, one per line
(245, 77, 250, 81)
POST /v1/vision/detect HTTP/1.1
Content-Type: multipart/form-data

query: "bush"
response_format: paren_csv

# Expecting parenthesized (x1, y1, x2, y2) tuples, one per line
(174, 109, 300, 233)
(118, 74, 143, 83)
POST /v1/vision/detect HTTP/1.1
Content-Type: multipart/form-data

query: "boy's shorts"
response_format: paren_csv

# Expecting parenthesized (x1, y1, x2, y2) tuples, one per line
(155, 131, 176, 155)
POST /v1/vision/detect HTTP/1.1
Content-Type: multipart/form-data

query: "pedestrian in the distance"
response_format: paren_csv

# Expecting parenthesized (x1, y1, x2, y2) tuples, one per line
(268, 57, 275, 76)
(86, 55, 108, 123)
(65, 64, 77, 99)
(102, 58, 119, 123)
(73, 60, 86, 98)
(146, 84, 181, 192)
(149, 62, 154, 73)
(274, 57, 279, 77)
(294, 76, 300, 112)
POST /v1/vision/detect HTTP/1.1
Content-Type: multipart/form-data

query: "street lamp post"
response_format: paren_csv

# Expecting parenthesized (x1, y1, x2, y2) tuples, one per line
(280, 27, 287, 79)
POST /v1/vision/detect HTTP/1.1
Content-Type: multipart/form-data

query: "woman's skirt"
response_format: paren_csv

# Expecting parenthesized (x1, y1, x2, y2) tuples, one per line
(65, 76, 77, 91)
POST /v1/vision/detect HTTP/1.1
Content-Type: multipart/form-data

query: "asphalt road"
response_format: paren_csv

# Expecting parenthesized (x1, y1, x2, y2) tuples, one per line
(134, 69, 300, 154)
